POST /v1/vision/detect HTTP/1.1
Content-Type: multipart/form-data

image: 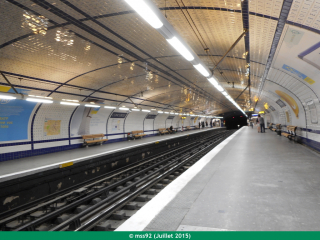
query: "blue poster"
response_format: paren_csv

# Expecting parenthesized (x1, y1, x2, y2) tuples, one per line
(0, 87, 36, 141)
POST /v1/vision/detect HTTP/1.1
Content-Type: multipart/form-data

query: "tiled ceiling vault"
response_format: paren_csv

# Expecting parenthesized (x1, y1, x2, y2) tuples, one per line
(1, 0, 319, 116)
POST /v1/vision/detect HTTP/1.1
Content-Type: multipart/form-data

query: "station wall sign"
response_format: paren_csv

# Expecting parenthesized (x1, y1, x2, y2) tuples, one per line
(145, 114, 157, 119)
(110, 112, 127, 118)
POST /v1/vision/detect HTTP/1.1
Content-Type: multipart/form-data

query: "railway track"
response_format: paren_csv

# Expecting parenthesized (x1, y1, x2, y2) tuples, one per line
(0, 129, 236, 231)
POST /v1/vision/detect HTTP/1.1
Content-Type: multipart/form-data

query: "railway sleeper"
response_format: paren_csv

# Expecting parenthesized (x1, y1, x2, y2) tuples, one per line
(160, 179, 170, 185)
(35, 223, 54, 231)
(6, 218, 31, 230)
(134, 194, 151, 202)
(96, 219, 126, 231)
(90, 198, 102, 205)
(74, 205, 89, 214)
(145, 189, 156, 195)
(56, 213, 76, 224)
(30, 211, 47, 219)
(168, 175, 175, 180)
(153, 184, 163, 189)
(111, 210, 128, 220)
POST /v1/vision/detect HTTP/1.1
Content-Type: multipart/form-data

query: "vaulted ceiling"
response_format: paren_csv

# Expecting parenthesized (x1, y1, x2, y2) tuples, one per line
(0, 0, 318, 116)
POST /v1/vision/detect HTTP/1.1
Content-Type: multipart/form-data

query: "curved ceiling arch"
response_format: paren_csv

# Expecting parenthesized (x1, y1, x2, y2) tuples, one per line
(8, 2, 320, 52)
(5, 0, 225, 105)
(3, 0, 320, 118)
(267, 67, 320, 100)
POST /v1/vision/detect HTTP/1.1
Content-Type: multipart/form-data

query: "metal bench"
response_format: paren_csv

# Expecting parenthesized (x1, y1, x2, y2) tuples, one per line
(82, 134, 108, 147)
(159, 128, 169, 135)
(281, 125, 297, 140)
(272, 124, 281, 132)
(131, 130, 146, 139)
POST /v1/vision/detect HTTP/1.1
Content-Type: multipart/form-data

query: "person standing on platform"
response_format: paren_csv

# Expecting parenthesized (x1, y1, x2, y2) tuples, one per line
(206, 121, 208, 127)
(199, 122, 201, 129)
(201, 121, 205, 128)
(258, 114, 265, 133)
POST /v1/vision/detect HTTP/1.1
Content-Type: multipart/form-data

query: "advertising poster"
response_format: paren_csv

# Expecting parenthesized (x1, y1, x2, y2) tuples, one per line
(70, 100, 105, 137)
(70, 105, 86, 137)
(0, 85, 36, 142)
(194, 116, 198, 124)
(305, 98, 318, 124)
(44, 118, 61, 136)
(90, 108, 110, 134)
(112, 119, 121, 132)
(264, 81, 305, 126)
(71, 106, 93, 136)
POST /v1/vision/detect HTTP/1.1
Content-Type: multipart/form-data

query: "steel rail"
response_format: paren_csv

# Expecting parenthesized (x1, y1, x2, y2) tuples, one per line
(13, 130, 228, 231)
(76, 132, 232, 231)
(0, 130, 207, 222)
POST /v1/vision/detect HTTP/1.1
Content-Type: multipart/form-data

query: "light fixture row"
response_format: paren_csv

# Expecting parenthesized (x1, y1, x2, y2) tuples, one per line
(0, 93, 218, 118)
(124, 0, 246, 117)
(207, 77, 247, 117)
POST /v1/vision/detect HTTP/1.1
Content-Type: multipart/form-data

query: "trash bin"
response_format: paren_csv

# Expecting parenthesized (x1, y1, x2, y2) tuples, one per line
(277, 130, 281, 136)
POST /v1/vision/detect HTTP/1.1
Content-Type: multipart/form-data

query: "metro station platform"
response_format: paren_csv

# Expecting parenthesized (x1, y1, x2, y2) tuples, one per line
(117, 126, 320, 231)
(0, 128, 216, 183)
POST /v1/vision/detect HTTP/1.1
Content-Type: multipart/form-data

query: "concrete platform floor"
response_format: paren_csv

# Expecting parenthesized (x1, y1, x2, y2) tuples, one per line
(0, 127, 218, 182)
(118, 127, 320, 231)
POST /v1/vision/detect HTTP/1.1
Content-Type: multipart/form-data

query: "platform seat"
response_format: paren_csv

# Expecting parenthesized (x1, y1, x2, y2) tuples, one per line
(281, 125, 297, 140)
(195, 126, 200, 129)
(131, 130, 146, 139)
(281, 132, 291, 138)
(186, 126, 191, 131)
(268, 123, 273, 130)
(272, 124, 281, 132)
(159, 128, 169, 135)
(82, 134, 108, 147)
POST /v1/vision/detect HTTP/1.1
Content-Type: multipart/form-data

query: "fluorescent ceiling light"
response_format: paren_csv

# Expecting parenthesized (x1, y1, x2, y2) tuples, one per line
(164, 112, 169, 114)
(26, 97, 53, 103)
(0, 94, 16, 100)
(124, 0, 163, 29)
(104, 106, 116, 109)
(142, 109, 150, 112)
(85, 104, 100, 108)
(131, 108, 140, 111)
(60, 101, 80, 106)
(207, 77, 219, 86)
(158, 111, 163, 113)
(167, 37, 194, 61)
(29, 95, 52, 99)
(62, 99, 79, 102)
(175, 113, 179, 115)
(222, 91, 228, 96)
(216, 85, 224, 92)
(193, 64, 210, 77)
(119, 107, 129, 110)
